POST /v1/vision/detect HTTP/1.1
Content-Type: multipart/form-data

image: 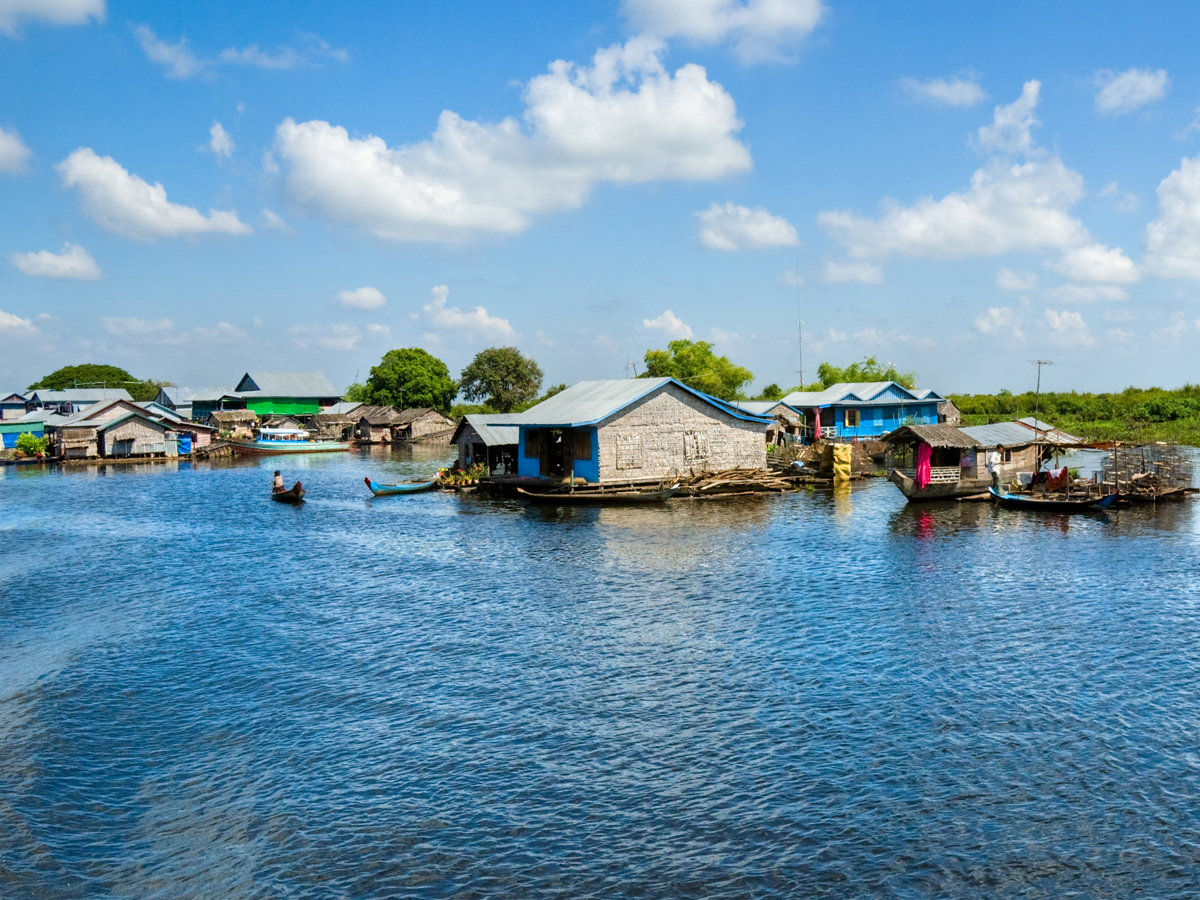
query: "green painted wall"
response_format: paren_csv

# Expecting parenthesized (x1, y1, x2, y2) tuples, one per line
(243, 398, 322, 415)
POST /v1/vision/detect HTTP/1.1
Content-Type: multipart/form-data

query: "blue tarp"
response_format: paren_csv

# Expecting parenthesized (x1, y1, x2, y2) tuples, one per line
(177, 435, 192, 455)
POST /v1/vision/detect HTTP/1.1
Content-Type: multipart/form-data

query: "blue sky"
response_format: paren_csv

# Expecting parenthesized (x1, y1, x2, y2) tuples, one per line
(3, 0, 1200, 396)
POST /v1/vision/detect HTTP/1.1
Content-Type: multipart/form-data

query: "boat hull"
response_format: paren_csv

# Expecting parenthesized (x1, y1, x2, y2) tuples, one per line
(365, 477, 437, 496)
(888, 468, 992, 501)
(231, 440, 350, 456)
(988, 487, 1115, 511)
(517, 484, 679, 505)
(271, 482, 305, 504)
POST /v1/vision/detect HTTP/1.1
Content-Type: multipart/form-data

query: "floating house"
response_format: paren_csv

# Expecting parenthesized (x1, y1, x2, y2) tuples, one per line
(513, 378, 771, 483)
(153, 386, 235, 420)
(0, 409, 46, 449)
(453, 414, 521, 474)
(780, 382, 943, 440)
(207, 409, 258, 436)
(729, 400, 805, 444)
(958, 422, 1042, 480)
(46, 399, 177, 459)
(233, 372, 341, 416)
(883, 424, 990, 500)
(188, 391, 243, 421)
(1, 393, 28, 420)
(1012, 417, 1081, 444)
(356, 406, 403, 442)
(26, 388, 133, 415)
(394, 408, 455, 442)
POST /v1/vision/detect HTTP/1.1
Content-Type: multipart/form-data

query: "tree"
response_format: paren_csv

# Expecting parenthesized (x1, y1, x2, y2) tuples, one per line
(459, 347, 543, 413)
(361, 348, 457, 411)
(15, 433, 48, 456)
(344, 382, 370, 402)
(640, 340, 753, 401)
(28, 363, 164, 401)
(808, 356, 916, 391)
(753, 383, 783, 401)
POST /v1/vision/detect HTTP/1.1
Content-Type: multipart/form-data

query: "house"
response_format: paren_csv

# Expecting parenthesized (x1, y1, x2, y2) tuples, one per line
(208, 409, 258, 437)
(46, 399, 176, 459)
(958, 422, 1042, 482)
(453, 414, 521, 474)
(234, 371, 341, 416)
(309, 413, 357, 441)
(394, 408, 456, 442)
(513, 378, 772, 483)
(26, 388, 133, 415)
(136, 402, 216, 449)
(356, 406, 403, 442)
(0, 409, 46, 449)
(780, 382, 943, 440)
(1, 393, 28, 420)
(729, 400, 805, 444)
(1012, 417, 1082, 444)
(883, 424, 990, 501)
(153, 386, 233, 420)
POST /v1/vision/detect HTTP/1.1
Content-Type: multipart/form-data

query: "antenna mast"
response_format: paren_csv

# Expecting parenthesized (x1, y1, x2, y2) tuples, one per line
(1029, 359, 1054, 440)
(795, 264, 804, 389)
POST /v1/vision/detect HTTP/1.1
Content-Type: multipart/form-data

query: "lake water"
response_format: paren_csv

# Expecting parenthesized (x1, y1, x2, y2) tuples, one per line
(3, 448, 1200, 898)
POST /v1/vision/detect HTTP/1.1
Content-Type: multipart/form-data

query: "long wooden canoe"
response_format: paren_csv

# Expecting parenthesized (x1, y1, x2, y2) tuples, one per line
(516, 483, 680, 505)
(271, 481, 305, 504)
(364, 476, 437, 496)
(988, 486, 1115, 511)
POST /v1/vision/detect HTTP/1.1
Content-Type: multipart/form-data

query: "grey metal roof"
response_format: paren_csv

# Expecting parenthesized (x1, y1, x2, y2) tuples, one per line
(1, 392, 26, 403)
(60, 399, 140, 426)
(729, 400, 800, 417)
(235, 371, 339, 397)
(1013, 417, 1081, 442)
(456, 413, 521, 446)
(781, 381, 925, 407)
(884, 424, 979, 448)
(959, 422, 1038, 447)
(323, 401, 365, 416)
(187, 390, 239, 403)
(516, 378, 772, 428)
(28, 388, 133, 404)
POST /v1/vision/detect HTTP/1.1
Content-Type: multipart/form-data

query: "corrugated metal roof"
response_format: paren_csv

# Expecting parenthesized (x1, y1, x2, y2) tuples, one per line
(357, 405, 402, 424)
(323, 401, 365, 415)
(959, 422, 1038, 447)
(28, 388, 133, 403)
(729, 400, 800, 417)
(1, 392, 26, 403)
(189, 390, 239, 403)
(884, 424, 979, 448)
(516, 378, 772, 428)
(1013, 417, 1081, 442)
(235, 371, 338, 397)
(459, 413, 521, 446)
(781, 381, 937, 408)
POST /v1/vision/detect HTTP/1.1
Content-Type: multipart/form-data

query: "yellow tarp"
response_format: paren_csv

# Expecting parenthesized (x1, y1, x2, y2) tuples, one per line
(832, 443, 852, 483)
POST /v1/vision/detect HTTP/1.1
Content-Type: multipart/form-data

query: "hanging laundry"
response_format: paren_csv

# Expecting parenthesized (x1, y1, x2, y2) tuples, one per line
(915, 442, 932, 489)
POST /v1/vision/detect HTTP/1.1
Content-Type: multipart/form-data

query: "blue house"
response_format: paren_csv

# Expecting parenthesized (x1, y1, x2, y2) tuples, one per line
(780, 382, 944, 440)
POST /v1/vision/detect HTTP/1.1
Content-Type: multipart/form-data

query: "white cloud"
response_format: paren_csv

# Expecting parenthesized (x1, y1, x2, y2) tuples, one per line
(366, 323, 391, 338)
(696, 202, 798, 250)
(996, 267, 1037, 290)
(901, 75, 986, 107)
(0, 308, 35, 331)
(1152, 312, 1189, 343)
(622, 0, 824, 62)
(1052, 242, 1138, 283)
(974, 306, 1024, 342)
(12, 243, 101, 280)
(273, 37, 751, 243)
(1094, 68, 1170, 116)
(337, 286, 386, 310)
(643, 308, 694, 339)
(973, 80, 1040, 155)
(1098, 180, 1139, 213)
(1145, 154, 1200, 278)
(0, 0, 104, 37)
(134, 25, 209, 79)
(207, 121, 234, 158)
(422, 285, 516, 341)
(102, 317, 181, 343)
(1044, 284, 1127, 304)
(821, 261, 883, 284)
(262, 209, 291, 232)
(777, 268, 803, 287)
(1106, 328, 1131, 344)
(57, 148, 251, 240)
(0, 125, 32, 173)
(709, 325, 741, 344)
(1043, 309, 1094, 347)
(288, 323, 361, 351)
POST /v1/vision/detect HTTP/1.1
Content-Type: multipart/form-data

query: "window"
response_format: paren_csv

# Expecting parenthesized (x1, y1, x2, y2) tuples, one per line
(844, 409, 860, 427)
(1003, 449, 1013, 463)
(616, 434, 643, 469)
(524, 429, 541, 458)
(573, 430, 592, 461)
(683, 430, 708, 461)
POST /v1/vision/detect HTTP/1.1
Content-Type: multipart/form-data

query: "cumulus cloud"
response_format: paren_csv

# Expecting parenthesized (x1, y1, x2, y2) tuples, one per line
(1094, 68, 1170, 116)
(273, 37, 751, 243)
(134, 24, 209, 79)
(11, 243, 101, 280)
(996, 267, 1037, 290)
(622, 0, 824, 62)
(57, 148, 251, 240)
(643, 308, 694, 339)
(974, 306, 1024, 342)
(337, 286, 386, 310)
(207, 121, 234, 158)
(696, 202, 798, 250)
(100, 317, 246, 345)
(422, 285, 515, 341)
(0, 308, 36, 331)
(1098, 180, 1139, 213)
(136, 25, 347, 78)
(822, 261, 883, 284)
(973, 80, 1041, 155)
(1145, 154, 1200, 278)
(0, 0, 104, 37)
(901, 75, 986, 107)
(288, 323, 361, 351)
(1053, 242, 1138, 283)
(0, 125, 32, 173)
(1043, 309, 1094, 346)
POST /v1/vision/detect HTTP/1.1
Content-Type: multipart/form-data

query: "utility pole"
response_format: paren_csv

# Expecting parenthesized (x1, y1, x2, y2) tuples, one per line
(1030, 359, 1054, 440)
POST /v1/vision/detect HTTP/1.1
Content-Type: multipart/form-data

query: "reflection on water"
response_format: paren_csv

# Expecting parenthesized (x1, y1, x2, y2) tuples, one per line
(3, 456, 1200, 898)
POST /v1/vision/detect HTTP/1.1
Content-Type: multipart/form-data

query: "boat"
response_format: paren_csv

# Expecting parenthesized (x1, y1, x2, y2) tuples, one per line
(271, 481, 305, 504)
(516, 482, 680, 505)
(888, 467, 993, 501)
(364, 476, 437, 496)
(988, 486, 1115, 511)
(230, 428, 351, 456)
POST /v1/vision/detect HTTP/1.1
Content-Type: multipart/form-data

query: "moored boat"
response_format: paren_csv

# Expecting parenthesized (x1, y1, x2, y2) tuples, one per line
(271, 481, 305, 503)
(230, 428, 351, 456)
(516, 482, 680, 505)
(883, 424, 992, 501)
(988, 486, 1115, 511)
(364, 476, 437, 496)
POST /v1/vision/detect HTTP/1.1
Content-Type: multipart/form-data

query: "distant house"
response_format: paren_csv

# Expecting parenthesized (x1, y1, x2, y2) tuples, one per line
(208, 409, 258, 436)
(356, 406, 403, 442)
(154, 386, 233, 420)
(394, 408, 455, 442)
(26, 388, 133, 415)
(453, 414, 520, 474)
(729, 400, 804, 444)
(513, 378, 771, 483)
(234, 372, 341, 416)
(1, 393, 28, 420)
(136, 402, 216, 449)
(958, 422, 1041, 481)
(0, 408, 46, 449)
(780, 382, 943, 440)
(322, 401, 366, 417)
(46, 399, 176, 459)
(189, 391, 243, 421)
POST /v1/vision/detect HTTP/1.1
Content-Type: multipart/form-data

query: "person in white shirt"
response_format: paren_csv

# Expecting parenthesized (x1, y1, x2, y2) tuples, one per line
(986, 450, 1002, 490)
(272, 470, 284, 493)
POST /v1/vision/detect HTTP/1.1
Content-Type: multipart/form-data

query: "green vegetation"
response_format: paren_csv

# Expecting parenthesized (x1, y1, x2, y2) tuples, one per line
(950, 384, 1200, 444)
(753, 383, 784, 401)
(15, 433, 48, 456)
(28, 363, 165, 402)
(343, 382, 369, 402)
(641, 339, 753, 401)
(459, 347, 544, 413)
(792, 356, 916, 393)
(358, 348, 457, 412)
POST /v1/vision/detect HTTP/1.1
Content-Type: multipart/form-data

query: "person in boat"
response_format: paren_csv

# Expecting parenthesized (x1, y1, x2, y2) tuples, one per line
(272, 470, 285, 493)
(986, 449, 1002, 490)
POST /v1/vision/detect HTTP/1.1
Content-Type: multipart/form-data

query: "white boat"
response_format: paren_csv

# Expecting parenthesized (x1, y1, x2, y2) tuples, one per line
(229, 427, 351, 456)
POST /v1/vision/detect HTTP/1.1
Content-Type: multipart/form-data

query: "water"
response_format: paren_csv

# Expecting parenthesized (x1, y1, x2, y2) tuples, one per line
(3, 449, 1200, 898)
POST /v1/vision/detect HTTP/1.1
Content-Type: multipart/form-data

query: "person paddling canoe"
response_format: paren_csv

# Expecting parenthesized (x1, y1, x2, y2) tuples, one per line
(272, 470, 285, 493)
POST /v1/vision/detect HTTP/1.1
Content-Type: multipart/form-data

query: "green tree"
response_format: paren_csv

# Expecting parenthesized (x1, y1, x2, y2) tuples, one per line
(640, 340, 753, 401)
(28, 363, 164, 401)
(344, 382, 370, 402)
(361, 348, 457, 411)
(15, 433, 48, 456)
(753, 383, 783, 401)
(808, 356, 916, 391)
(459, 347, 544, 413)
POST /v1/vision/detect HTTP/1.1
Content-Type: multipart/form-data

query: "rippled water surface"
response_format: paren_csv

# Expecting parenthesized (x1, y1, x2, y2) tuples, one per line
(3, 449, 1200, 898)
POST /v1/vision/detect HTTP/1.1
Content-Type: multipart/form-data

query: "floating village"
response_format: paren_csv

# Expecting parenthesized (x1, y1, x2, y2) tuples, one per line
(1, 370, 1194, 511)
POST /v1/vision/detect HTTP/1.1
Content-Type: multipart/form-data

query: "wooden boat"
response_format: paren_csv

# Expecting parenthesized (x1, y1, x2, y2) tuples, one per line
(364, 476, 437, 496)
(231, 428, 351, 456)
(888, 467, 993, 501)
(271, 481, 305, 504)
(516, 482, 680, 505)
(988, 486, 1115, 511)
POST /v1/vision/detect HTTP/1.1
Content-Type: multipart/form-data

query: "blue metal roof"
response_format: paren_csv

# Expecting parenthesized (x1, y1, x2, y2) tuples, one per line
(516, 378, 773, 428)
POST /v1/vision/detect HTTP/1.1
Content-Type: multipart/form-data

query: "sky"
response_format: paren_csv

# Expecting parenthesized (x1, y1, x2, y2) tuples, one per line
(3, 0, 1200, 397)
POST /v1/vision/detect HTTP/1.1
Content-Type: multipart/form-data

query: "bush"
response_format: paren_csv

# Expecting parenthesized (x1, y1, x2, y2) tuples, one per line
(15, 433, 48, 456)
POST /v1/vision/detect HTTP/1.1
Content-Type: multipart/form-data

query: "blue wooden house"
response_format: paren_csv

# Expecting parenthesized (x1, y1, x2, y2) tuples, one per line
(780, 382, 944, 440)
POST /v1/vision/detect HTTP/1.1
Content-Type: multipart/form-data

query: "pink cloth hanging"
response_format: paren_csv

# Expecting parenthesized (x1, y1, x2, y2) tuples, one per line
(915, 442, 932, 489)
(813, 408, 822, 441)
